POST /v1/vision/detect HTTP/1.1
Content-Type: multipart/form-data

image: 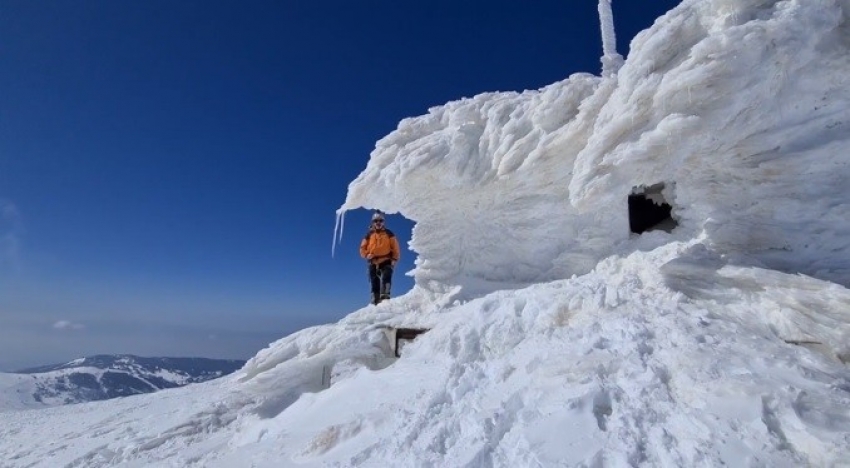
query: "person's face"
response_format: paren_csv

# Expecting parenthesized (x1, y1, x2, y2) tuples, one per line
(373, 219, 385, 228)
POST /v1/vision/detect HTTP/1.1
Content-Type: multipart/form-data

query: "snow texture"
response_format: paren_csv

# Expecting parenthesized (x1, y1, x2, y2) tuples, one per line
(3, 0, 850, 466)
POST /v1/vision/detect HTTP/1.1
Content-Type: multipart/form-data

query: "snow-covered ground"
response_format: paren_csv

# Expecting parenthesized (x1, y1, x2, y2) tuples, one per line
(4, 0, 850, 466)
(2, 244, 848, 466)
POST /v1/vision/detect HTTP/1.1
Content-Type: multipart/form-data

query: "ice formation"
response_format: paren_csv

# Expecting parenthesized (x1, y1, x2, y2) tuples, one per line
(598, 0, 624, 76)
(339, 0, 850, 300)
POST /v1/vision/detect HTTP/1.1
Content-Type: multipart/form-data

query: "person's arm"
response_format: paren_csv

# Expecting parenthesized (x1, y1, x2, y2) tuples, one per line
(360, 234, 371, 259)
(390, 236, 401, 265)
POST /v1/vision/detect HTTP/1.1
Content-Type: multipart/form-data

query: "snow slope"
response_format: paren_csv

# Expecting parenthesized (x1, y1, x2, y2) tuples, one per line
(0, 355, 245, 411)
(4, 0, 850, 466)
(0, 373, 42, 412)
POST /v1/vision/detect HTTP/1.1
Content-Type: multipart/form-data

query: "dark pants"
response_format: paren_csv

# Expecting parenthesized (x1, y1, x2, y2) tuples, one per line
(368, 260, 394, 302)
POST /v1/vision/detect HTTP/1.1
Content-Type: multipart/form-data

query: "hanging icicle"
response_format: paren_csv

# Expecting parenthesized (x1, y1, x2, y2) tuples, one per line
(332, 208, 347, 258)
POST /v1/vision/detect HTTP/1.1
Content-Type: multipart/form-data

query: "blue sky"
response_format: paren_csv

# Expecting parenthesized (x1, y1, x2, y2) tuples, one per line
(0, 0, 680, 370)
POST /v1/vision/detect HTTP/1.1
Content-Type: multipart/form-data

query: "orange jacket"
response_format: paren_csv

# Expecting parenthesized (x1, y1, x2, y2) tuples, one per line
(360, 228, 401, 264)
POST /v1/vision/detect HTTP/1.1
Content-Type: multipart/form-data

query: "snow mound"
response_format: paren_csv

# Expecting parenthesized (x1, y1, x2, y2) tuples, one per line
(230, 244, 850, 467)
(340, 0, 850, 298)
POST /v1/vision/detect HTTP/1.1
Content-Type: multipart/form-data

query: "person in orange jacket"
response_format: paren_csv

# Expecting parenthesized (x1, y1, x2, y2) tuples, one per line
(360, 211, 400, 304)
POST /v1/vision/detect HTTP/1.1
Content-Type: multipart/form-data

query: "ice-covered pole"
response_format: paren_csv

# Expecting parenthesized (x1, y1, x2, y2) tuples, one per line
(598, 0, 624, 77)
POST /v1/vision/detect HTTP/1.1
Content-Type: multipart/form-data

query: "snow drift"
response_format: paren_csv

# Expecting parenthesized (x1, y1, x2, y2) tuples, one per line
(3, 0, 850, 466)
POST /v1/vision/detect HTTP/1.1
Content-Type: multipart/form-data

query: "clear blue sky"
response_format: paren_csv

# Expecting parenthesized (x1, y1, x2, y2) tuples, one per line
(0, 0, 680, 370)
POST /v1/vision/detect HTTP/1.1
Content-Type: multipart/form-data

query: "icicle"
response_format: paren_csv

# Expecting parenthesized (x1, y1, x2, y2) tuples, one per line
(332, 209, 344, 258)
(339, 209, 346, 248)
(598, 0, 624, 77)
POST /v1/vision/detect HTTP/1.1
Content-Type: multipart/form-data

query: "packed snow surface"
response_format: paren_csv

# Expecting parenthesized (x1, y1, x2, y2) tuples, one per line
(4, 0, 850, 466)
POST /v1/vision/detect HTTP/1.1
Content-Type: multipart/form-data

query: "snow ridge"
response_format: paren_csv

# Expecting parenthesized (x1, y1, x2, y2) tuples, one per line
(0, 355, 244, 411)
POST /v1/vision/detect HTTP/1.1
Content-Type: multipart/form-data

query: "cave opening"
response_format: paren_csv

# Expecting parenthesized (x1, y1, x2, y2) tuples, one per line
(628, 183, 677, 234)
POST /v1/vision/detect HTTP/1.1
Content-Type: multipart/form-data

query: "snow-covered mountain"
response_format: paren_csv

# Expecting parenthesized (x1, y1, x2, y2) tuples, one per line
(3, 0, 850, 466)
(0, 355, 244, 411)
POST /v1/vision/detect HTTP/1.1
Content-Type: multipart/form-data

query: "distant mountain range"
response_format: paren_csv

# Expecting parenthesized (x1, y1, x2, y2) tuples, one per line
(0, 354, 245, 411)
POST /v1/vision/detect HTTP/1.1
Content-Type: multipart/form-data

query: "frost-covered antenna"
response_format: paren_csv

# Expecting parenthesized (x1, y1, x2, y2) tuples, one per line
(598, 0, 624, 77)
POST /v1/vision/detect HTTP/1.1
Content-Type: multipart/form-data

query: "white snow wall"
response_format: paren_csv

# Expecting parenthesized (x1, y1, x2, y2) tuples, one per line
(340, 0, 850, 297)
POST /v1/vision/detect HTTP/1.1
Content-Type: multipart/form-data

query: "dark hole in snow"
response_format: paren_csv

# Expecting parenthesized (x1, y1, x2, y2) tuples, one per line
(394, 328, 429, 357)
(629, 183, 677, 234)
